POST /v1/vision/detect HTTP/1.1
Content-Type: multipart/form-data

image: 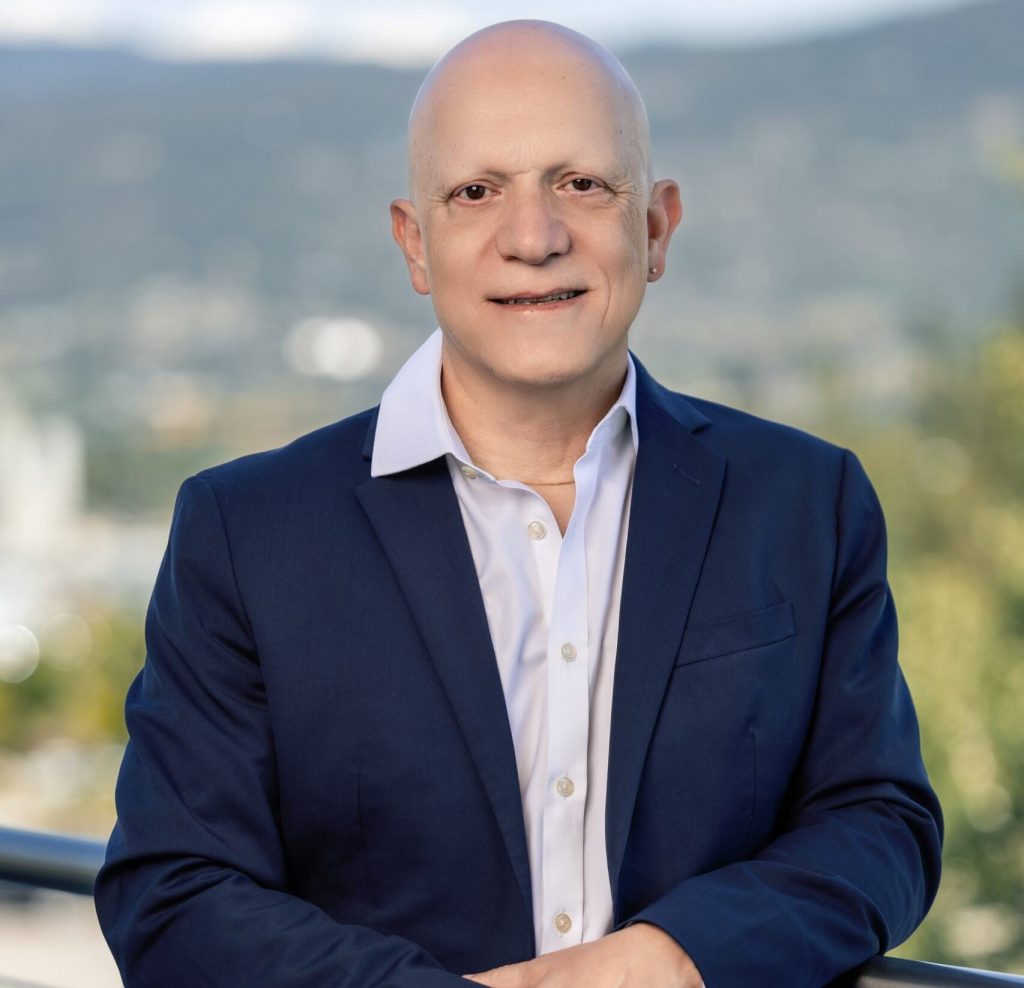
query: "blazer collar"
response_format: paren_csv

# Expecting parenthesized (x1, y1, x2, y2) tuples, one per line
(630, 354, 712, 437)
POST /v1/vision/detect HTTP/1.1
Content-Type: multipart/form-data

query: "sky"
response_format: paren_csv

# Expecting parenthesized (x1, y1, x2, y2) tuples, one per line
(0, 0, 991, 64)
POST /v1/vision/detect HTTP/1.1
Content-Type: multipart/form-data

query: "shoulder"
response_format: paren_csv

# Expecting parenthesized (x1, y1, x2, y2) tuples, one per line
(635, 366, 874, 524)
(182, 407, 377, 517)
(688, 395, 843, 468)
(638, 364, 847, 473)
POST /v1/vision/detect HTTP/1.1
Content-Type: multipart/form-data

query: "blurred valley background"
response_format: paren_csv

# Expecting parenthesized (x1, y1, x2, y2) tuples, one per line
(0, 0, 1022, 980)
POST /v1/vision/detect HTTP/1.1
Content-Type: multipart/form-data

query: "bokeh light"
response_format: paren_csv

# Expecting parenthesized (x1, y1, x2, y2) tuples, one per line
(0, 626, 40, 684)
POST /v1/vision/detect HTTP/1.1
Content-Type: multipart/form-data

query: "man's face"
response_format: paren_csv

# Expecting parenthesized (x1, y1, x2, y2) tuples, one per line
(393, 56, 676, 394)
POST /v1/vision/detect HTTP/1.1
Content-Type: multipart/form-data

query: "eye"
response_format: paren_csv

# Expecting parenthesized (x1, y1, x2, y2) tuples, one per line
(569, 177, 599, 192)
(455, 184, 490, 201)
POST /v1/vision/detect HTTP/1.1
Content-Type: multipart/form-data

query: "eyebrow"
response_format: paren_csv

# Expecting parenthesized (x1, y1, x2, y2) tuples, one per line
(436, 159, 632, 188)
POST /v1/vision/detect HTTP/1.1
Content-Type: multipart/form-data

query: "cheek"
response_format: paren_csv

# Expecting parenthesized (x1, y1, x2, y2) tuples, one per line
(424, 233, 485, 299)
(602, 229, 649, 295)
(422, 255, 465, 311)
(605, 215, 647, 272)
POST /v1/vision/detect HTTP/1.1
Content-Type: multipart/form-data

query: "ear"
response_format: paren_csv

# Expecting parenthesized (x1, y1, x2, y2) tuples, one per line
(390, 198, 431, 296)
(645, 180, 683, 282)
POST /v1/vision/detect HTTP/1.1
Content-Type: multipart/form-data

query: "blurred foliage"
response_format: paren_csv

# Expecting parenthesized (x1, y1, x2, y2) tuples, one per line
(85, 441, 228, 515)
(849, 316, 1024, 973)
(0, 607, 139, 751)
(1, 315, 1023, 971)
(0, 605, 142, 834)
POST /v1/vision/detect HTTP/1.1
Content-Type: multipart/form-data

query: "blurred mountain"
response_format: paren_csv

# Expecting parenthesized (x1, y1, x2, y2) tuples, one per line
(0, 0, 1021, 454)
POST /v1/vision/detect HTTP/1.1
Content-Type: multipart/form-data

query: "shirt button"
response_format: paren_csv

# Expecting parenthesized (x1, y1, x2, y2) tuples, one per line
(459, 465, 479, 480)
(527, 520, 547, 540)
(554, 912, 573, 935)
(560, 642, 577, 662)
(556, 776, 575, 798)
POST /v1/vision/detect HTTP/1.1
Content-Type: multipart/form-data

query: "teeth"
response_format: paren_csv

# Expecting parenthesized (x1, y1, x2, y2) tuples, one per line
(501, 291, 578, 305)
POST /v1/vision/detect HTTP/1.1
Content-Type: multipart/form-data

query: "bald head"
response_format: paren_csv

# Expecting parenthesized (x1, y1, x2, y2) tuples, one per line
(407, 20, 653, 204)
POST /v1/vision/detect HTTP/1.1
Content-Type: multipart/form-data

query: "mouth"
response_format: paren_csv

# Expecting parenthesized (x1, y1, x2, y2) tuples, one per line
(490, 289, 586, 306)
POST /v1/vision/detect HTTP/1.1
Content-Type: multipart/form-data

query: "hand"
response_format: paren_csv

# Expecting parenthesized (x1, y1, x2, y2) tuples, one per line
(464, 922, 704, 987)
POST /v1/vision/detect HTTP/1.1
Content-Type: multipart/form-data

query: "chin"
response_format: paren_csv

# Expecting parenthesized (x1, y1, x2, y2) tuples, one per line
(440, 313, 628, 391)
(487, 348, 617, 392)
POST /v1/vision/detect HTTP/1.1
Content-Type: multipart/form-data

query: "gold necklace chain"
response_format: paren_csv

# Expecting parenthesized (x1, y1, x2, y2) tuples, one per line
(498, 477, 577, 486)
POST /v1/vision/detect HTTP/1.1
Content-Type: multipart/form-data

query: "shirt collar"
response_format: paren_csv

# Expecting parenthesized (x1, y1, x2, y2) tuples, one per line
(371, 328, 638, 478)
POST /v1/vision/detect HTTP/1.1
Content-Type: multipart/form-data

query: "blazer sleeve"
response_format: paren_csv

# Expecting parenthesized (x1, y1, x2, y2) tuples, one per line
(94, 475, 468, 988)
(626, 449, 943, 987)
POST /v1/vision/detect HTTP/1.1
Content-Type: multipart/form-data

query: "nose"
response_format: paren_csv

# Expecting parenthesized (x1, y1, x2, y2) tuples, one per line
(495, 188, 570, 264)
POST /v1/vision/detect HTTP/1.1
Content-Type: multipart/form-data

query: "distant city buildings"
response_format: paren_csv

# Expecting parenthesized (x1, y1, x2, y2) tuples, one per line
(0, 388, 165, 674)
(0, 394, 85, 553)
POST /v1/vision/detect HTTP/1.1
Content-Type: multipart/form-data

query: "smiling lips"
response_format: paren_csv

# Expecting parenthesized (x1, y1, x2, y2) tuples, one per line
(492, 290, 586, 305)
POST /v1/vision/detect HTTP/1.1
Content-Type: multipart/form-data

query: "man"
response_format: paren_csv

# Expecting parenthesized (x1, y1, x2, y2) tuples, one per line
(96, 21, 942, 988)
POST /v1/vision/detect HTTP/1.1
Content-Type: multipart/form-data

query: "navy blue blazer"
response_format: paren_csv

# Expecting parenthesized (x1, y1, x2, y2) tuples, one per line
(96, 361, 942, 987)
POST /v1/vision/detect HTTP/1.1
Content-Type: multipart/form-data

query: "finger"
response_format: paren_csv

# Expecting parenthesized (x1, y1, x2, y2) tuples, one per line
(462, 969, 518, 987)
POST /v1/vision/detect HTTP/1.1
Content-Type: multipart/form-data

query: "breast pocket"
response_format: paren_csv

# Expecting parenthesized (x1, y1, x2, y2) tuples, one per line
(676, 600, 796, 666)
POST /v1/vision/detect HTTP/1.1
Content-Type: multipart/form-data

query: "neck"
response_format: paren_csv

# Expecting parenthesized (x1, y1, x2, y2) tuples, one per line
(440, 346, 627, 485)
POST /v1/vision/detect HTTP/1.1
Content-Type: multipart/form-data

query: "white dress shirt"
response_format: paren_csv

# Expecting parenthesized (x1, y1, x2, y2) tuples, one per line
(371, 329, 638, 955)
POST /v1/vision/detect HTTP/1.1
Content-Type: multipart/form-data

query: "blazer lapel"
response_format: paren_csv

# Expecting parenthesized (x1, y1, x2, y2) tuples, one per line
(354, 452, 533, 923)
(606, 365, 726, 908)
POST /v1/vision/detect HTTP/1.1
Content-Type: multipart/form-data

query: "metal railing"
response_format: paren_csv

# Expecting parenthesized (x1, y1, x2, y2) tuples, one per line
(1, 825, 1022, 987)
(833, 958, 1024, 986)
(0, 825, 105, 897)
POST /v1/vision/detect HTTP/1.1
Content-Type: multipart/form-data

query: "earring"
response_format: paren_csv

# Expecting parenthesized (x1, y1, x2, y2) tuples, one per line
(649, 266, 658, 275)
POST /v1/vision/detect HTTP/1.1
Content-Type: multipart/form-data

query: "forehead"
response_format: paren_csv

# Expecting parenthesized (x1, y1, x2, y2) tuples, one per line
(417, 67, 639, 183)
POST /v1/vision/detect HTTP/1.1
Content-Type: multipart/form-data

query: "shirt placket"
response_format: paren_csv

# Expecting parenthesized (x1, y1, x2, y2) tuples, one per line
(537, 448, 601, 953)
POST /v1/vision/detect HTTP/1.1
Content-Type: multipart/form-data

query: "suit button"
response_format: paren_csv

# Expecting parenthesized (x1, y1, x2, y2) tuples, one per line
(554, 912, 572, 935)
(560, 642, 577, 662)
(555, 776, 575, 798)
(527, 520, 547, 540)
